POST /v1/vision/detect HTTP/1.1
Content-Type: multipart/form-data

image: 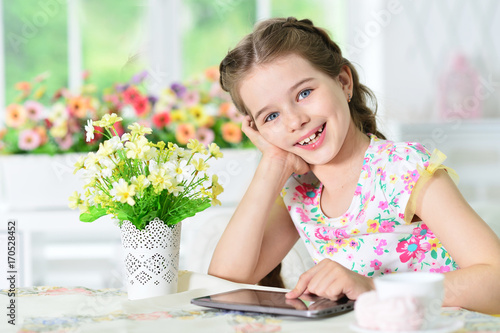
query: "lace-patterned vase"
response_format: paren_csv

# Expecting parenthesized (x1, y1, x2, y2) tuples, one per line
(120, 218, 181, 300)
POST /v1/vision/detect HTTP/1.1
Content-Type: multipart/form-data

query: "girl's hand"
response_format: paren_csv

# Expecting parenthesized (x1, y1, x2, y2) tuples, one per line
(242, 116, 310, 175)
(285, 259, 374, 301)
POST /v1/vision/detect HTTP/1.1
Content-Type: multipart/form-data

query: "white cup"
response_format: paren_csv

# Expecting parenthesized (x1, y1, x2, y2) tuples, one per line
(374, 272, 445, 329)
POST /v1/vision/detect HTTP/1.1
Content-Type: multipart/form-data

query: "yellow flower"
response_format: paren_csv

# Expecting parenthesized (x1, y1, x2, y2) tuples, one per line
(171, 110, 187, 122)
(351, 228, 360, 235)
(189, 105, 209, 126)
(49, 121, 68, 138)
(128, 122, 153, 136)
(68, 191, 85, 210)
(187, 139, 207, 154)
(110, 179, 136, 206)
(208, 143, 223, 159)
(192, 158, 208, 172)
(211, 174, 224, 205)
(93, 113, 122, 127)
(389, 174, 397, 184)
(131, 175, 151, 193)
(33, 86, 46, 99)
(74, 156, 86, 173)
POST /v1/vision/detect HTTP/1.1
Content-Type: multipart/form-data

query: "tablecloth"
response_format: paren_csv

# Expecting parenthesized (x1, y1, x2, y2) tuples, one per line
(1, 271, 500, 332)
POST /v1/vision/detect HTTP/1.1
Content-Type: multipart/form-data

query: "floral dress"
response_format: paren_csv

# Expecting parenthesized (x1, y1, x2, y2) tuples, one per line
(281, 134, 459, 277)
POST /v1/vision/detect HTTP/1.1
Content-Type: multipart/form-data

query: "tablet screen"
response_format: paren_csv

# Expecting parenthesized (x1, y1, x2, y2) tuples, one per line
(191, 288, 355, 318)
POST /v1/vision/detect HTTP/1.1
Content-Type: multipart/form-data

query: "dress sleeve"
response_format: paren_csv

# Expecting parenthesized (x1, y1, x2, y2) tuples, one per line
(403, 148, 459, 224)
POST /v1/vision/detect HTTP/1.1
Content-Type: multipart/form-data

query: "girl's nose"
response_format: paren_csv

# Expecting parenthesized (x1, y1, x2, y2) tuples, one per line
(284, 107, 310, 132)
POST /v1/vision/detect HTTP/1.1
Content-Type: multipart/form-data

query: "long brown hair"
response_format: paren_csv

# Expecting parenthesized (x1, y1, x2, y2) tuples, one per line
(219, 17, 385, 139)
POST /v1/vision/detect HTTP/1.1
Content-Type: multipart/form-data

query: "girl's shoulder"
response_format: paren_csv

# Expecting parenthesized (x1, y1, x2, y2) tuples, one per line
(367, 134, 433, 169)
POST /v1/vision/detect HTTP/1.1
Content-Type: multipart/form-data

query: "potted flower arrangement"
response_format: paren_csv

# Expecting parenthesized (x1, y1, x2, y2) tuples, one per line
(70, 113, 224, 299)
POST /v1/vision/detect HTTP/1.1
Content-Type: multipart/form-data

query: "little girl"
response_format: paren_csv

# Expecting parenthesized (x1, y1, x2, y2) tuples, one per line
(208, 17, 500, 314)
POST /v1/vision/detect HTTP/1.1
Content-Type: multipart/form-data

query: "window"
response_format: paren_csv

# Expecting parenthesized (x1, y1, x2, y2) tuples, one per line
(0, 0, 346, 109)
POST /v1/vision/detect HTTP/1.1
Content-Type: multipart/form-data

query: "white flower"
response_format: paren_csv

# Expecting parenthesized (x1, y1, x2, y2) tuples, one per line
(84, 152, 99, 170)
(48, 102, 68, 123)
(147, 167, 173, 193)
(168, 184, 184, 197)
(121, 132, 131, 143)
(165, 159, 193, 183)
(107, 136, 124, 151)
(125, 136, 151, 159)
(99, 156, 116, 178)
(85, 119, 94, 142)
(110, 178, 136, 206)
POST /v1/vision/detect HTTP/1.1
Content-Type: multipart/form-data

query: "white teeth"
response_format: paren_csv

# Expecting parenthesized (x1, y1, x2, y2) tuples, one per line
(298, 125, 324, 146)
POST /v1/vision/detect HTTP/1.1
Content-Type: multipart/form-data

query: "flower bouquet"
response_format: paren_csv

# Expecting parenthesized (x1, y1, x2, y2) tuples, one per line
(104, 67, 253, 149)
(70, 113, 224, 299)
(0, 72, 108, 154)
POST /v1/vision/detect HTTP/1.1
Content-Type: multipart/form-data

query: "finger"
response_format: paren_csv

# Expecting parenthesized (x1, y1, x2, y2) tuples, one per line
(285, 265, 320, 299)
(241, 116, 261, 144)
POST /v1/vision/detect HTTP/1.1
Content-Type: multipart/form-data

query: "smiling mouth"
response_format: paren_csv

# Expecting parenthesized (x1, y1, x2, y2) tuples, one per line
(297, 124, 325, 146)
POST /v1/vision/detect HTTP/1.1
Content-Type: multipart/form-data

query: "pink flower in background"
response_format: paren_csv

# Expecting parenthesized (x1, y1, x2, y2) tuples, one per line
(123, 86, 142, 105)
(133, 96, 151, 116)
(182, 90, 200, 107)
(18, 129, 41, 151)
(196, 127, 215, 146)
(152, 111, 171, 128)
(24, 101, 44, 120)
(56, 134, 74, 150)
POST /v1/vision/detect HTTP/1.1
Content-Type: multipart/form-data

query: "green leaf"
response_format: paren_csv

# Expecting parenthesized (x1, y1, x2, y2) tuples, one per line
(445, 258, 451, 265)
(79, 206, 107, 222)
(431, 249, 437, 259)
(311, 207, 318, 213)
(367, 271, 374, 277)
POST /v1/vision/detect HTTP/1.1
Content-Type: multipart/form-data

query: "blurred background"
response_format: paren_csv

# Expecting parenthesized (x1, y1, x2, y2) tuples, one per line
(0, 0, 499, 290)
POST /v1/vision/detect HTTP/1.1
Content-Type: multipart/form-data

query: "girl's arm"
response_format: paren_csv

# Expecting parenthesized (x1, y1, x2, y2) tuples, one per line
(208, 116, 308, 284)
(208, 157, 299, 284)
(415, 169, 500, 314)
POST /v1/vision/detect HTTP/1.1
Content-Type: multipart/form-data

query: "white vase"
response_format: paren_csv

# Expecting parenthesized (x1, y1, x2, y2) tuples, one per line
(120, 218, 181, 300)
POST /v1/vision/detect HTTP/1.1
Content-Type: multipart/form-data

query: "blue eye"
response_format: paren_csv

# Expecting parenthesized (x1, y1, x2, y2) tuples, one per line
(298, 89, 311, 101)
(265, 112, 279, 122)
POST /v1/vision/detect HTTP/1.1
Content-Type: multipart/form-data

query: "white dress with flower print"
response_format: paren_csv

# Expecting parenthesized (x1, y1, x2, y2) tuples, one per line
(281, 135, 458, 277)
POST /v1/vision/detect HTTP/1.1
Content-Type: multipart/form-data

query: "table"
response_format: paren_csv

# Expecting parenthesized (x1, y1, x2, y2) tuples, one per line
(1, 271, 499, 332)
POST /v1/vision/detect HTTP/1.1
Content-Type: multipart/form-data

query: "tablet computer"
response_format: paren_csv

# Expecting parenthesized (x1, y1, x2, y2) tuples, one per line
(191, 288, 355, 318)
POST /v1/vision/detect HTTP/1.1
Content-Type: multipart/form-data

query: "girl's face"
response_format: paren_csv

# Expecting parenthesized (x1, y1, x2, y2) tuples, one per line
(239, 53, 353, 165)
